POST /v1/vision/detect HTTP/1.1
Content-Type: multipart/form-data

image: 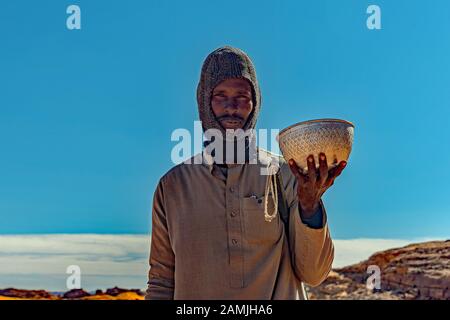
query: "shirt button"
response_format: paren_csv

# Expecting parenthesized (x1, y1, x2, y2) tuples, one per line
(232, 239, 238, 245)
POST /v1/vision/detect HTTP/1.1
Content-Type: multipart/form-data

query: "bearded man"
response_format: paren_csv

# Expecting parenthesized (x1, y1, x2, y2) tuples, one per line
(145, 46, 347, 300)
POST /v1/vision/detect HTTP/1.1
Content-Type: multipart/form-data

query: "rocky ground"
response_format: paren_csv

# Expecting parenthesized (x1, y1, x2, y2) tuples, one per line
(0, 286, 144, 300)
(1, 240, 448, 300)
(307, 240, 450, 299)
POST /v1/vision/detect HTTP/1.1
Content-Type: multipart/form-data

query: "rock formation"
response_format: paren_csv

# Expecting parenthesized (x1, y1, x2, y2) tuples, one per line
(308, 240, 450, 300)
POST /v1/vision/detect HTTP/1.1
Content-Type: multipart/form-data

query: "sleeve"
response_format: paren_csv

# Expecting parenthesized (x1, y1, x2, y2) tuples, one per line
(144, 177, 175, 300)
(299, 205, 324, 229)
(288, 200, 334, 287)
(281, 162, 334, 287)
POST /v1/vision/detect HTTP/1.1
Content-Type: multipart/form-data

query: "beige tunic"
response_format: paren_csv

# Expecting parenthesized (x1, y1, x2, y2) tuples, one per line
(145, 147, 334, 300)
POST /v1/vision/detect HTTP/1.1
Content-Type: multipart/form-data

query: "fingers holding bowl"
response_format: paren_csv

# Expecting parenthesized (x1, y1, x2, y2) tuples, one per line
(288, 159, 307, 184)
(306, 155, 317, 185)
(289, 155, 348, 188)
(318, 153, 328, 186)
(326, 160, 347, 187)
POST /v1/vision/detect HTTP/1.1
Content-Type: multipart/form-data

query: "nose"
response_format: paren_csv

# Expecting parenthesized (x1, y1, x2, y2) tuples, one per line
(223, 98, 238, 114)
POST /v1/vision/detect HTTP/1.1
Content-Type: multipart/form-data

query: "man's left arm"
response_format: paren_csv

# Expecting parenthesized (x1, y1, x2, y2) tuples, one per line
(287, 198, 334, 287)
(283, 152, 347, 287)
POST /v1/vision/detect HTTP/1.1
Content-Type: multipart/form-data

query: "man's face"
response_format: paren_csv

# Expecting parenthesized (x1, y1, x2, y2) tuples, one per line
(211, 78, 254, 130)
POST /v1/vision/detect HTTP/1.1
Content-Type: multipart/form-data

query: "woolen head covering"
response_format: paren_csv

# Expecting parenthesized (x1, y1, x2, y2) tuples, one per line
(196, 46, 262, 136)
(196, 47, 278, 220)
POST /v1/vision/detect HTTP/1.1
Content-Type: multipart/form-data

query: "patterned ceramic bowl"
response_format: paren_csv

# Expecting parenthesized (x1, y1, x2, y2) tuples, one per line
(276, 119, 354, 172)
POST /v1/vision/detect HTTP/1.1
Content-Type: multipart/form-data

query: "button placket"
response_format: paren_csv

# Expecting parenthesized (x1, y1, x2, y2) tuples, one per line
(226, 165, 244, 288)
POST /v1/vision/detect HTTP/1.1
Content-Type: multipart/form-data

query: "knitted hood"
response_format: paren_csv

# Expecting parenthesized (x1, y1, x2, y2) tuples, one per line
(196, 46, 262, 136)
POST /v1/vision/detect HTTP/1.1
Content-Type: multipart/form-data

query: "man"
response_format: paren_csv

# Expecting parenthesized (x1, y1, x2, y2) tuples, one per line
(145, 46, 347, 300)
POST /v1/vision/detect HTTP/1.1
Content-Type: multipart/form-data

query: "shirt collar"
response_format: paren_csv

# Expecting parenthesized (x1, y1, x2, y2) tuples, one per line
(197, 146, 277, 174)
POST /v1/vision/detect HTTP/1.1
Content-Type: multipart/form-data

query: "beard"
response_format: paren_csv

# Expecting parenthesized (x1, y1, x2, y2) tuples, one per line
(216, 115, 245, 130)
(203, 132, 257, 165)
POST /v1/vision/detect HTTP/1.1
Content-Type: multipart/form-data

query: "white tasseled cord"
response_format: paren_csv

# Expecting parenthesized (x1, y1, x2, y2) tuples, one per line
(264, 164, 278, 222)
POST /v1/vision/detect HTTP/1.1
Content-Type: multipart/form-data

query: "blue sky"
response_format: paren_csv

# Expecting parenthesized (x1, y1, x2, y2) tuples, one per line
(0, 0, 449, 239)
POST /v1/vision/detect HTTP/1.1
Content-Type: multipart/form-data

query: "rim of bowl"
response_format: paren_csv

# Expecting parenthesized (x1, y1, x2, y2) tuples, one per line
(277, 118, 354, 140)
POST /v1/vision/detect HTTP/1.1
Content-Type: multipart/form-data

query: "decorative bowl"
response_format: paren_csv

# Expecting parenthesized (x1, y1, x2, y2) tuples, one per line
(276, 118, 354, 172)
